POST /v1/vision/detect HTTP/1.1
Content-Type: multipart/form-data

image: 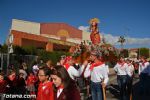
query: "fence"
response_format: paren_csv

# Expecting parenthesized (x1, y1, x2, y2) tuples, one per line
(0, 53, 37, 73)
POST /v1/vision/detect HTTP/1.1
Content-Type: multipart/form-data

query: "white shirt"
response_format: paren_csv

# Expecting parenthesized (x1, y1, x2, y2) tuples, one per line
(114, 63, 128, 75)
(57, 89, 63, 98)
(32, 64, 39, 75)
(67, 66, 80, 80)
(127, 64, 134, 77)
(84, 63, 109, 84)
(139, 62, 150, 75)
(105, 64, 109, 74)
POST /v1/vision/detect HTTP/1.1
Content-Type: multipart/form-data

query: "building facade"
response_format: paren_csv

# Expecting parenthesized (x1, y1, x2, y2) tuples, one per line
(10, 19, 84, 51)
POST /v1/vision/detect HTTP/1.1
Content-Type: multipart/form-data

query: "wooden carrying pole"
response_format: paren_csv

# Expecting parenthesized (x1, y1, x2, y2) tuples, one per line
(130, 87, 133, 100)
(130, 93, 132, 100)
(102, 85, 106, 100)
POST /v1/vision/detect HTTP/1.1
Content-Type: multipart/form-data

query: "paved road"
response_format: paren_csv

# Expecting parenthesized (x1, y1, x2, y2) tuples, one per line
(80, 68, 150, 100)
(106, 74, 150, 100)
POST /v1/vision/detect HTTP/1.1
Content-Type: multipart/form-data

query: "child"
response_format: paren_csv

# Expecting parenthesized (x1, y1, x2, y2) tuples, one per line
(37, 67, 54, 100)
(17, 73, 26, 94)
(6, 70, 18, 94)
(51, 65, 81, 100)
(0, 72, 8, 93)
(26, 72, 37, 95)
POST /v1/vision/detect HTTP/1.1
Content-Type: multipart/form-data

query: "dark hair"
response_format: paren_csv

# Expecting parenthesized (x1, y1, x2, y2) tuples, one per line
(0, 72, 4, 76)
(7, 69, 16, 76)
(39, 67, 51, 77)
(51, 65, 73, 89)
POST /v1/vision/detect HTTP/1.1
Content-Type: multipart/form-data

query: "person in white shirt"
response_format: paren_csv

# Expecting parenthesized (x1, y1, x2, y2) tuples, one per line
(84, 51, 109, 100)
(126, 59, 134, 98)
(61, 56, 80, 80)
(114, 57, 128, 100)
(138, 56, 150, 95)
(105, 62, 109, 74)
(138, 57, 149, 75)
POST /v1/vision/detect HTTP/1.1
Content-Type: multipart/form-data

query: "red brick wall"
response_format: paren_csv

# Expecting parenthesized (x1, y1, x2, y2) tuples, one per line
(11, 30, 48, 48)
(40, 23, 82, 39)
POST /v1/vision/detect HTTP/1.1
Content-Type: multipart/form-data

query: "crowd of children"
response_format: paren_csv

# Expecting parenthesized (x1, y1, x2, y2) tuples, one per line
(0, 52, 150, 100)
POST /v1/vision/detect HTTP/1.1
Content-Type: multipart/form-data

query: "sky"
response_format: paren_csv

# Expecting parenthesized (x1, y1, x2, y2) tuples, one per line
(0, 0, 150, 48)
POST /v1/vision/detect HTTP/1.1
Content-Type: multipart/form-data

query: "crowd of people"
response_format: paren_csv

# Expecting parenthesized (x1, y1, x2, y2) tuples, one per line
(0, 50, 150, 100)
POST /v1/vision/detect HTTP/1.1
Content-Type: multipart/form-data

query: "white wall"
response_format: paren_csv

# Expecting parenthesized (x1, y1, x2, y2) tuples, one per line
(67, 38, 81, 44)
(11, 19, 40, 35)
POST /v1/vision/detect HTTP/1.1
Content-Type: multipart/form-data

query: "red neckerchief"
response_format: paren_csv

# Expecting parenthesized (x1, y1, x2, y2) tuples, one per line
(90, 61, 104, 71)
(0, 80, 4, 83)
(128, 63, 131, 66)
(8, 74, 16, 81)
(64, 63, 70, 70)
(142, 60, 147, 66)
(118, 61, 125, 67)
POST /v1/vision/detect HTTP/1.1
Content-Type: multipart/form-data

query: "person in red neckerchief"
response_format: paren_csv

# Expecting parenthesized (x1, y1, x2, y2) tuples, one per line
(138, 56, 150, 95)
(126, 59, 134, 99)
(83, 50, 109, 100)
(60, 56, 80, 80)
(114, 57, 128, 100)
(26, 71, 37, 95)
(37, 67, 54, 100)
(51, 65, 81, 100)
(0, 72, 8, 93)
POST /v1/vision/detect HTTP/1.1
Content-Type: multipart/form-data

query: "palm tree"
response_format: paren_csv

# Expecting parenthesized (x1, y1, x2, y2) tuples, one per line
(118, 36, 125, 50)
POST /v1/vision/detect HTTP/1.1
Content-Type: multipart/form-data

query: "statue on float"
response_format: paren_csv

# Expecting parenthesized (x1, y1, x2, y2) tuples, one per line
(89, 18, 101, 45)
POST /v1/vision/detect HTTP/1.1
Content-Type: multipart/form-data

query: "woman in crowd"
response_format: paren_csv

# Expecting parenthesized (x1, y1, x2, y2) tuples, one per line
(6, 69, 18, 94)
(51, 65, 81, 100)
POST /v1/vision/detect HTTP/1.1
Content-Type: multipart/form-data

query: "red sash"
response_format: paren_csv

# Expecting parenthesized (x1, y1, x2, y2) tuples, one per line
(90, 61, 104, 71)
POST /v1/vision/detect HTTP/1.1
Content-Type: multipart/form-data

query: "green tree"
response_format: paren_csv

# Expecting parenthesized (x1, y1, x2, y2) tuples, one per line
(13, 45, 26, 55)
(37, 49, 70, 65)
(23, 46, 37, 55)
(138, 48, 149, 58)
(120, 49, 129, 58)
(0, 44, 8, 53)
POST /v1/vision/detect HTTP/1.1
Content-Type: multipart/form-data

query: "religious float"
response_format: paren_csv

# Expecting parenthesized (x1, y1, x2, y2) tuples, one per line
(70, 18, 119, 66)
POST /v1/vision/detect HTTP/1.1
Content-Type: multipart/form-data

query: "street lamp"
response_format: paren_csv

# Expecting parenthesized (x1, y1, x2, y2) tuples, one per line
(7, 33, 13, 73)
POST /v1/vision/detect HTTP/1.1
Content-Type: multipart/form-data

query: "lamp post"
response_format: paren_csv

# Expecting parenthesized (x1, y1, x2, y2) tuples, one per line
(7, 33, 13, 73)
